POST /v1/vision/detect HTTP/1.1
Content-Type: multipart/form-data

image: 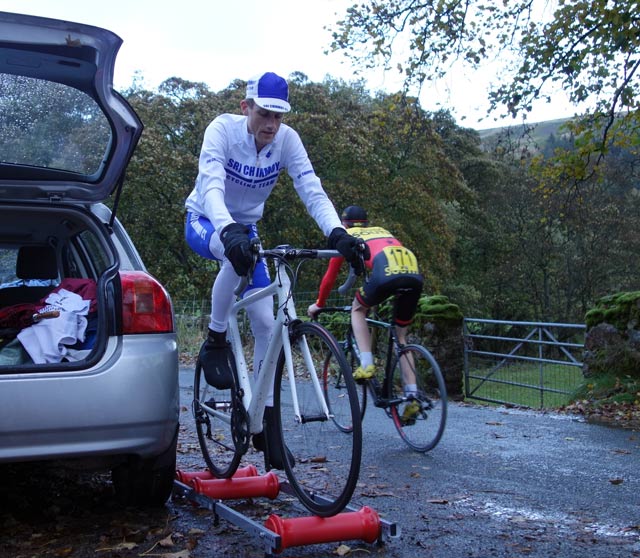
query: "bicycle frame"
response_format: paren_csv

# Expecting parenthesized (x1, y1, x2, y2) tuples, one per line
(324, 308, 404, 405)
(366, 316, 398, 400)
(317, 304, 448, 452)
(222, 251, 337, 436)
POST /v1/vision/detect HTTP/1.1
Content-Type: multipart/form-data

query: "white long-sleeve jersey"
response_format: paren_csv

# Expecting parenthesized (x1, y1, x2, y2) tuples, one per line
(185, 114, 341, 236)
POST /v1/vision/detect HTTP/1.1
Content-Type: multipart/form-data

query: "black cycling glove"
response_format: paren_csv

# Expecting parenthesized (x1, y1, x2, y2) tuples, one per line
(220, 223, 253, 276)
(328, 227, 370, 275)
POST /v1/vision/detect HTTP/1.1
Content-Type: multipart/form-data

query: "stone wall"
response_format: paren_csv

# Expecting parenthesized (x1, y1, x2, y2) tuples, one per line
(413, 295, 464, 399)
(418, 319, 464, 399)
(583, 291, 640, 379)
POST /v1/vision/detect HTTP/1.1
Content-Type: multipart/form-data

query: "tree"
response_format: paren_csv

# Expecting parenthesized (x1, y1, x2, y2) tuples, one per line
(262, 77, 471, 292)
(116, 76, 470, 301)
(330, 1, 640, 173)
(118, 78, 240, 300)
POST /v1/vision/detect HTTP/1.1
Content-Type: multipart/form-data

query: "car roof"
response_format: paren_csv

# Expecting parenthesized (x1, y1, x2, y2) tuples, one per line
(0, 11, 142, 204)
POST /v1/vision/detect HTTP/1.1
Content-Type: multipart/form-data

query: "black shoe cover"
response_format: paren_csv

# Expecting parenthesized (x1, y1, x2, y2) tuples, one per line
(199, 338, 235, 390)
(252, 407, 295, 470)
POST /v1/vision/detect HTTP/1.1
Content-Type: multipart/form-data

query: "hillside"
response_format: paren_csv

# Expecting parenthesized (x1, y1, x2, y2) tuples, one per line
(477, 117, 572, 148)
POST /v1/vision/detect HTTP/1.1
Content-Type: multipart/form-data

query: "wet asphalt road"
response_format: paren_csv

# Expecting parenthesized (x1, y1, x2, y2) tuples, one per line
(175, 366, 640, 558)
(0, 367, 638, 558)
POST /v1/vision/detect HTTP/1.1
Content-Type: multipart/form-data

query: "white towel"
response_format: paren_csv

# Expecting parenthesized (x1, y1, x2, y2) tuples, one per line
(18, 289, 91, 364)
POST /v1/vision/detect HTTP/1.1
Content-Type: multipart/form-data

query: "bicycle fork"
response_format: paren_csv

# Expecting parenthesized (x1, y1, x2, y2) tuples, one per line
(284, 324, 332, 424)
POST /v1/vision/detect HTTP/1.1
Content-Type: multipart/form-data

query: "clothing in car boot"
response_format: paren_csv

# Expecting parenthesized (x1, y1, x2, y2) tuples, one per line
(252, 406, 294, 470)
(199, 329, 235, 389)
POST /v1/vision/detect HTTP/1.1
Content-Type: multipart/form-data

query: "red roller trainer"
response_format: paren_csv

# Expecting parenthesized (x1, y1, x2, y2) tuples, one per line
(176, 465, 259, 486)
(231, 465, 259, 478)
(193, 471, 280, 500)
(264, 506, 381, 551)
(175, 469, 214, 485)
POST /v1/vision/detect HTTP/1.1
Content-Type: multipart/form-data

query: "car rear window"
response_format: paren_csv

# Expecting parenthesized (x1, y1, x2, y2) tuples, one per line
(0, 247, 57, 289)
(0, 74, 111, 176)
(0, 247, 19, 286)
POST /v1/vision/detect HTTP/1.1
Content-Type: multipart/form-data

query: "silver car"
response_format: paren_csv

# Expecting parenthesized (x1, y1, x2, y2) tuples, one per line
(0, 12, 179, 506)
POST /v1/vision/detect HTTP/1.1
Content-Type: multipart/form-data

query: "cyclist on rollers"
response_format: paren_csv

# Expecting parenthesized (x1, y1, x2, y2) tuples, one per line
(307, 205, 424, 423)
(184, 72, 368, 470)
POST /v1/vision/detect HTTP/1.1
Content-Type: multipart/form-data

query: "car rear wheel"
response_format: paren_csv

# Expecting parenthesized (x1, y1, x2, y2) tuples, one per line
(111, 426, 178, 507)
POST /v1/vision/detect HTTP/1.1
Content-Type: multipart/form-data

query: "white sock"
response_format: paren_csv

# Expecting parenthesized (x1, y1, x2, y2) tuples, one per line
(405, 384, 417, 396)
(360, 352, 373, 368)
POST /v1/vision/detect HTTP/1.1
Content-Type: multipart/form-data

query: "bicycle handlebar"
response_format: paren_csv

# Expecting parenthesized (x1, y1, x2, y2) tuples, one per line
(337, 240, 367, 295)
(338, 269, 357, 296)
(233, 241, 350, 296)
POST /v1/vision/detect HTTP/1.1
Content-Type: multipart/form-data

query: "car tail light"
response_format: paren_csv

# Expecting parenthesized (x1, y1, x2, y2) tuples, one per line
(120, 270, 174, 334)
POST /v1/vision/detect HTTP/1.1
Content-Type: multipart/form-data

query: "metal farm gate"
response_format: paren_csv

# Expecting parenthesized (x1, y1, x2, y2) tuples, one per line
(463, 318, 586, 408)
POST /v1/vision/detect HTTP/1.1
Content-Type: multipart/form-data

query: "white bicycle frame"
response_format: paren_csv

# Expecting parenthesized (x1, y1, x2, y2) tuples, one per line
(220, 248, 341, 436)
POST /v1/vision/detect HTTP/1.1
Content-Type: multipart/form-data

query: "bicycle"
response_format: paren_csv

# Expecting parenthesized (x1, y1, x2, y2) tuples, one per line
(192, 241, 362, 517)
(317, 305, 447, 452)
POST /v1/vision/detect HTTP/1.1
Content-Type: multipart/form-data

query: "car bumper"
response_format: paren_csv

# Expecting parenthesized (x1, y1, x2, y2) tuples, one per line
(0, 334, 179, 463)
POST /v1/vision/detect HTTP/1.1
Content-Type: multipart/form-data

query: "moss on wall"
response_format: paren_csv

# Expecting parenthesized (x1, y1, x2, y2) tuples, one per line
(583, 291, 640, 379)
(585, 291, 640, 332)
(415, 295, 464, 325)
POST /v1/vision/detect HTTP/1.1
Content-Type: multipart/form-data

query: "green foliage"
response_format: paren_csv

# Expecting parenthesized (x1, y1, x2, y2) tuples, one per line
(331, 1, 640, 180)
(108, 68, 639, 328)
(117, 75, 468, 301)
(331, 1, 640, 121)
(585, 291, 640, 331)
(582, 291, 640, 389)
(449, 114, 640, 323)
(117, 78, 242, 300)
(376, 294, 462, 329)
(416, 295, 463, 324)
(572, 373, 640, 407)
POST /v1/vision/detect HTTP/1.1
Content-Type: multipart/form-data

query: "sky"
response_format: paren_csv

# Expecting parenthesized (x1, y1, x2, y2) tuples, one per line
(1, 0, 576, 130)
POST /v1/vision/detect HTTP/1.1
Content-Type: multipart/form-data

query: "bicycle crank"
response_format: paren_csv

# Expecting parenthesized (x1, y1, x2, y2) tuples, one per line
(231, 390, 251, 453)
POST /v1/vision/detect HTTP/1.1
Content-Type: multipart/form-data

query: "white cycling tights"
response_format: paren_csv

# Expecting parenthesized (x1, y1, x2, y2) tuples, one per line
(209, 258, 275, 405)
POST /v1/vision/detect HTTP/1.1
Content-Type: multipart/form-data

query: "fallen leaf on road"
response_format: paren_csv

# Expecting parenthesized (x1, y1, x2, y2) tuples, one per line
(187, 528, 205, 535)
(96, 541, 137, 552)
(361, 492, 395, 497)
(141, 551, 190, 558)
(158, 534, 175, 547)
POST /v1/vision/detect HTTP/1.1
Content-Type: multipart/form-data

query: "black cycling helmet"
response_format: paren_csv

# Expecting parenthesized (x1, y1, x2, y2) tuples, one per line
(341, 205, 368, 226)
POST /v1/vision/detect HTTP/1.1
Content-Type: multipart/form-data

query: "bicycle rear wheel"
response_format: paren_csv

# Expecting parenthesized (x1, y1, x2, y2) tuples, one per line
(275, 322, 362, 517)
(389, 344, 447, 452)
(193, 358, 243, 478)
(323, 332, 367, 432)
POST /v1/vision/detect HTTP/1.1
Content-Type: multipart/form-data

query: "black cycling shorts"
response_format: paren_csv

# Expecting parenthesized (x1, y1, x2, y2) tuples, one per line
(356, 273, 424, 326)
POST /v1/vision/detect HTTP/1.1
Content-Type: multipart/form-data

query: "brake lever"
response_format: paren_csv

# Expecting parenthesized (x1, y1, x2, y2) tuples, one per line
(233, 237, 262, 296)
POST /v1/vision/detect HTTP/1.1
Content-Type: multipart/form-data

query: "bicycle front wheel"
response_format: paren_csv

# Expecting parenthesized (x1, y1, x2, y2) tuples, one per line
(193, 358, 243, 478)
(389, 344, 447, 452)
(275, 322, 362, 517)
